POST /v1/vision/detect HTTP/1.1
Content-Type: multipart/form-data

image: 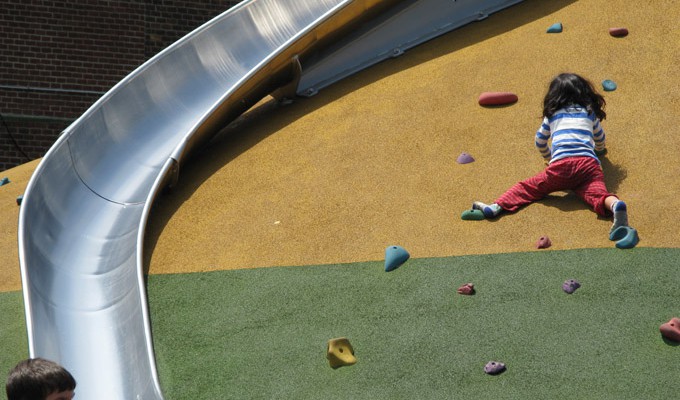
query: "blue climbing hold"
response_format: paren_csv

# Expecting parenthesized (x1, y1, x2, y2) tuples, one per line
(547, 22, 563, 33)
(602, 80, 617, 91)
(609, 226, 639, 249)
(0, 177, 9, 186)
(385, 245, 410, 272)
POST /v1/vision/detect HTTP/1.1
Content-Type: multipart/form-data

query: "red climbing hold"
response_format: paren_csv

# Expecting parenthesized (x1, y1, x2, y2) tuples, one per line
(660, 317, 680, 342)
(609, 27, 629, 37)
(478, 92, 518, 106)
(457, 283, 475, 295)
(536, 236, 551, 249)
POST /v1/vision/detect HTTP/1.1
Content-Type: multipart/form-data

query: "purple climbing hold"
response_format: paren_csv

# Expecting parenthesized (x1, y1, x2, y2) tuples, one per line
(562, 279, 581, 294)
(484, 361, 506, 375)
(456, 152, 475, 164)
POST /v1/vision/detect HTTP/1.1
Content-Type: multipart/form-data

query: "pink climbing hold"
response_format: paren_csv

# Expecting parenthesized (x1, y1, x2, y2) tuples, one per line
(536, 236, 551, 249)
(609, 27, 629, 37)
(478, 92, 518, 106)
(456, 152, 475, 164)
(457, 283, 475, 295)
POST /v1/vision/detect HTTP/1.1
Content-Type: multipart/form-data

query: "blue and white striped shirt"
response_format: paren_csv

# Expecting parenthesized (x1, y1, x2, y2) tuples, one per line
(535, 105, 605, 164)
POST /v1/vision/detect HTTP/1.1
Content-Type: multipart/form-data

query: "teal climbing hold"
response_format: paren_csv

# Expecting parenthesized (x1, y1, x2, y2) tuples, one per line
(547, 22, 563, 33)
(385, 245, 410, 272)
(16, 195, 23, 206)
(609, 226, 639, 249)
(461, 209, 485, 220)
(602, 80, 617, 91)
(0, 177, 9, 186)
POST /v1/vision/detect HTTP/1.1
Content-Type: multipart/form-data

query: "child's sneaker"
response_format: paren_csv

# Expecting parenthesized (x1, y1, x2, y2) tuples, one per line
(610, 200, 628, 234)
(472, 201, 502, 218)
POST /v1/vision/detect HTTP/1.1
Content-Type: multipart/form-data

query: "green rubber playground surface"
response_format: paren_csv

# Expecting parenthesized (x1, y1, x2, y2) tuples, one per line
(2, 247, 678, 399)
(144, 248, 678, 399)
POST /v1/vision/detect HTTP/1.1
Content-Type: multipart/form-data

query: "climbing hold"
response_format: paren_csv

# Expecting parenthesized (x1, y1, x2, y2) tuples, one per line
(562, 279, 581, 294)
(327, 337, 357, 369)
(478, 92, 518, 106)
(16, 195, 23, 206)
(609, 27, 629, 37)
(384, 245, 410, 272)
(659, 317, 680, 342)
(456, 152, 475, 164)
(547, 22, 563, 33)
(461, 209, 485, 220)
(0, 177, 9, 186)
(457, 283, 475, 295)
(609, 226, 639, 249)
(536, 236, 552, 249)
(602, 80, 617, 91)
(484, 361, 506, 375)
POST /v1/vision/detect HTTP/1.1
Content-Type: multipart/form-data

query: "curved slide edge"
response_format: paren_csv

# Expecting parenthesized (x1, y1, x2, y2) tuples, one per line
(17, 0, 524, 398)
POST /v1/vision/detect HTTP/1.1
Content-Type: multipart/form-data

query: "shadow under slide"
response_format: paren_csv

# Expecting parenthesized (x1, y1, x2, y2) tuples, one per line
(17, 0, 522, 398)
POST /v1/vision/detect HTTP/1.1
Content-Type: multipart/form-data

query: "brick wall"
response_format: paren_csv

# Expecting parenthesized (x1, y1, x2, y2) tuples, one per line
(0, 0, 239, 171)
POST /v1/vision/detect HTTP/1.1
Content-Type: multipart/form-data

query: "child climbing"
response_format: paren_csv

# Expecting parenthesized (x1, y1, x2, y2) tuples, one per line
(469, 73, 637, 248)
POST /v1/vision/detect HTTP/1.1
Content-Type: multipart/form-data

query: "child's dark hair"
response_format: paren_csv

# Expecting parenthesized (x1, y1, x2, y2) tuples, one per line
(543, 73, 606, 120)
(6, 358, 76, 400)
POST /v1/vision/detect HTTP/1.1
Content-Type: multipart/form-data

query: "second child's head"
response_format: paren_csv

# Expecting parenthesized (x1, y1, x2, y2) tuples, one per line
(543, 73, 606, 120)
(6, 358, 76, 400)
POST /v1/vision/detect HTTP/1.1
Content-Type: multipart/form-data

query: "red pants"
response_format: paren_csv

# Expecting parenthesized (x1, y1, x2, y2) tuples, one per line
(496, 156, 616, 216)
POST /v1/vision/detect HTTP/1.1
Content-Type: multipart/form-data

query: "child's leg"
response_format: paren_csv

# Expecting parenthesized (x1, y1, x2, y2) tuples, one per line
(572, 167, 628, 232)
(609, 197, 629, 231)
(495, 167, 564, 212)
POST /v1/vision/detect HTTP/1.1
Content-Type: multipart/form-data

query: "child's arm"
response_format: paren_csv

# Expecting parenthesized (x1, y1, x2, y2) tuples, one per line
(593, 118, 606, 154)
(535, 118, 551, 160)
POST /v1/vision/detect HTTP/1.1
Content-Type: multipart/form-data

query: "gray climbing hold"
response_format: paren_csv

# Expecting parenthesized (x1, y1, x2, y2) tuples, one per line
(484, 361, 506, 375)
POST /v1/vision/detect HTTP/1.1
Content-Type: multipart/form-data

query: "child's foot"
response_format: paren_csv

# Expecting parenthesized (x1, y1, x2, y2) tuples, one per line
(610, 200, 628, 234)
(472, 201, 502, 218)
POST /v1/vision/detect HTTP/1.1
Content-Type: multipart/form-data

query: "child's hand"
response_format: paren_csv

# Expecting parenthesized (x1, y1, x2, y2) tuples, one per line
(595, 148, 608, 157)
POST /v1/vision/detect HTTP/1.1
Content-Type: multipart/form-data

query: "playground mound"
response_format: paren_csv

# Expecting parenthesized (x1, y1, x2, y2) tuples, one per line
(1, 0, 678, 293)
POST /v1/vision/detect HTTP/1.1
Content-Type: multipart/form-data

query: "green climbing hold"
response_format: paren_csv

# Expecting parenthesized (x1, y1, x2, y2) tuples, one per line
(609, 226, 639, 249)
(384, 245, 410, 272)
(602, 80, 617, 91)
(547, 23, 563, 33)
(461, 209, 485, 220)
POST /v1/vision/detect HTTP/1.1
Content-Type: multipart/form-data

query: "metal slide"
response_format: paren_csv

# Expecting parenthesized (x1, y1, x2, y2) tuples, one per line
(17, 0, 522, 398)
